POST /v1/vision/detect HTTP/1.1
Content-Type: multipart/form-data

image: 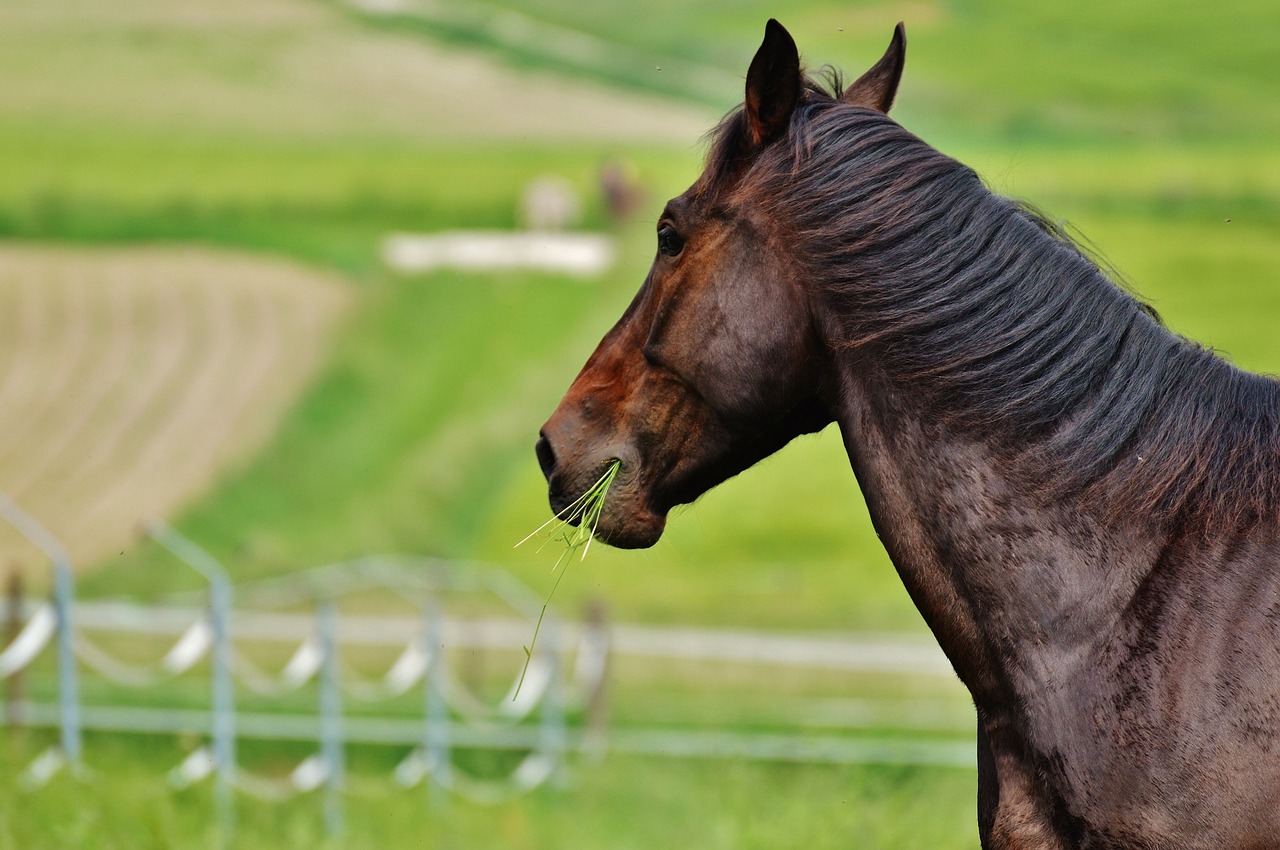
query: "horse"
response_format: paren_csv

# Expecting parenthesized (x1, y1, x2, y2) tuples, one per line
(536, 19, 1280, 849)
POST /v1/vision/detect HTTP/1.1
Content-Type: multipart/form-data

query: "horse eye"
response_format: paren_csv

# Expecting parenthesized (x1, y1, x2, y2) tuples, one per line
(657, 225, 684, 257)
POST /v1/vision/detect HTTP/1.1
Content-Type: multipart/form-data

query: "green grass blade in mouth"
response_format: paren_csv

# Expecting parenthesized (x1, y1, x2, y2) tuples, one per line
(516, 460, 621, 560)
(513, 459, 621, 698)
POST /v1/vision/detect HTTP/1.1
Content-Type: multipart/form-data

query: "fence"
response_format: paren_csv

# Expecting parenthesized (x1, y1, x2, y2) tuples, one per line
(0, 493, 975, 839)
(0, 494, 610, 837)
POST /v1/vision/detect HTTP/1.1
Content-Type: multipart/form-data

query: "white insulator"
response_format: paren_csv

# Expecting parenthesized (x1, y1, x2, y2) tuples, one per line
(281, 635, 323, 688)
(161, 618, 213, 674)
(383, 641, 430, 694)
(289, 754, 329, 793)
(392, 748, 429, 788)
(342, 638, 432, 702)
(0, 603, 55, 678)
(169, 746, 217, 789)
(232, 633, 322, 695)
(19, 747, 67, 791)
(510, 751, 558, 790)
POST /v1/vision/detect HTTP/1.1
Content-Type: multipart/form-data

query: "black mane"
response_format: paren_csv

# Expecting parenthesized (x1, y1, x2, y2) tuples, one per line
(701, 79, 1280, 533)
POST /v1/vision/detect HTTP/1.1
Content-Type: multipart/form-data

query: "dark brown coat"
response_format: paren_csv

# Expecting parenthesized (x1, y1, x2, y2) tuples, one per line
(537, 21, 1280, 848)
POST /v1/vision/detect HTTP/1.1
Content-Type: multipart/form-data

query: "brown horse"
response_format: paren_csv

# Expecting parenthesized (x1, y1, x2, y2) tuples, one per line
(537, 20, 1280, 849)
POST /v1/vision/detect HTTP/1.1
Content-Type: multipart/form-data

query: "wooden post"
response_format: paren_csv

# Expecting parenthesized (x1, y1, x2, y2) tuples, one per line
(5, 567, 25, 729)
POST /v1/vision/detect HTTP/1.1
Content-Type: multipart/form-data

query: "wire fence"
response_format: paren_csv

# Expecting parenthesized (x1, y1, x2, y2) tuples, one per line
(0, 495, 612, 837)
(0, 492, 975, 840)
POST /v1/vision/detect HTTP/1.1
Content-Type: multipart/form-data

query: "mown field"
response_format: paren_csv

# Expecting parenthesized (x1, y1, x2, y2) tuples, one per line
(2, 0, 1279, 847)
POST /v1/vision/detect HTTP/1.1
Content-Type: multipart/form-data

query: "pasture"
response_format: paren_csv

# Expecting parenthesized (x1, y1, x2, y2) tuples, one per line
(1, 0, 1278, 847)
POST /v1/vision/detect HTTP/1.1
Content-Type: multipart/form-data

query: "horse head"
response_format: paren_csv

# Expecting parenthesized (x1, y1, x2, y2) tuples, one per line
(536, 20, 905, 548)
(538, 19, 1280, 848)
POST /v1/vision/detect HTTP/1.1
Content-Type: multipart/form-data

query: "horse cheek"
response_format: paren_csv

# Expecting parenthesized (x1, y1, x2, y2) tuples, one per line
(715, 271, 814, 416)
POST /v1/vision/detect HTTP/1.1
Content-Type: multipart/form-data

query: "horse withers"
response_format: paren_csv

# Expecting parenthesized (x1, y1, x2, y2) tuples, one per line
(537, 20, 1280, 849)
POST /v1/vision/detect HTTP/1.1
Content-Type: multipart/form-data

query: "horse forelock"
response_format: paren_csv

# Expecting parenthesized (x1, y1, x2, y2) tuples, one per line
(696, 76, 1280, 535)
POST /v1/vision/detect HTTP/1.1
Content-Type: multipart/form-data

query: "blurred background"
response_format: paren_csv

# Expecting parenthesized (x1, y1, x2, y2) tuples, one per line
(0, 0, 1277, 847)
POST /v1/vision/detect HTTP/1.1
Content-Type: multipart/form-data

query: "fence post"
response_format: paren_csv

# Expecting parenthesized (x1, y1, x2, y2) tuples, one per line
(424, 602, 450, 804)
(53, 550, 80, 768)
(0, 494, 81, 769)
(540, 616, 566, 787)
(581, 598, 610, 761)
(318, 600, 344, 836)
(209, 562, 235, 836)
(143, 520, 235, 835)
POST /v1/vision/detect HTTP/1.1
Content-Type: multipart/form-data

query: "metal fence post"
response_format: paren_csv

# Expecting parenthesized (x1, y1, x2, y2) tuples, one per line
(53, 554, 80, 767)
(143, 520, 235, 835)
(424, 602, 450, 803)
(318, 600, 344, 836)
(0, 494, 81, 768)
(581, 598, 611, 762)
(209, 563, 235, 836)
(540, 616, 566, 788)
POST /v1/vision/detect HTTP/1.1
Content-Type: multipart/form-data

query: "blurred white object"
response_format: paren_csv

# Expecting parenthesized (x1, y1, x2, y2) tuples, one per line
(521, 176, 581, 230)
(383, 231, 614, 278)
(289, 754, 331, 792)
(20, 747, 67, 790)
(161, 617, 213, 674)
(169, 746, 217, 789)
(0, 602, 54, 678)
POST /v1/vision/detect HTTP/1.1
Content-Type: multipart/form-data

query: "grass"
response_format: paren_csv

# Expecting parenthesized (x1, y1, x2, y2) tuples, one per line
(0, 133, 700, 276)
(0, 0, 710, 146)
(513, 459, 621, 693)
(0, 731, 978, 850)
(3, 0, 1280, 846)
(350, 0, 1280, 147)
(517, 459, 622, 569)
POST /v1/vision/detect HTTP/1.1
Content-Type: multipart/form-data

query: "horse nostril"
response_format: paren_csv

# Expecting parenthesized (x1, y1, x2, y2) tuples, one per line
(535, 432, 557, 480)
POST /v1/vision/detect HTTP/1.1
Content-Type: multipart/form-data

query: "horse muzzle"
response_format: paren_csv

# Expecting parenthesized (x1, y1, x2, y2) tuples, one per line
(534, 427, 665, 549)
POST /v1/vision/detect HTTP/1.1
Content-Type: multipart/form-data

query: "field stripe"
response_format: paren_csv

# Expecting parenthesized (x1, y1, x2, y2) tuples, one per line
(78, 260, 241, 531)
(0, 245, 350, 570)
(57, 270, 194, 492)
(0, 272, 46, 402)
(0, 270, 92, 474)
(4, 273, 135, 496)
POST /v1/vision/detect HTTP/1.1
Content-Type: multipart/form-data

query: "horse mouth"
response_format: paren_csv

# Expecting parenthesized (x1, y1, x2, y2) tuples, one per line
(546, 466, 666, 550)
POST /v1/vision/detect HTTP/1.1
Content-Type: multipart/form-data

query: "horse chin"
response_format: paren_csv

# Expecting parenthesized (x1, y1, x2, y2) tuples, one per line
(595, 505, 666, 549)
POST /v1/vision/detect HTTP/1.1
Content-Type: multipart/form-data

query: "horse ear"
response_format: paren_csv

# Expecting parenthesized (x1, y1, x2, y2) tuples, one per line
(744, 19, 802, 146)
(843, 22, 906, 113)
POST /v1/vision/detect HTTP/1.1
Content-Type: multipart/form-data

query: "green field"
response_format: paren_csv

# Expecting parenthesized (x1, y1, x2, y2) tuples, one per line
(3, 0, 1279, 846)
(0, 733, 977, 850)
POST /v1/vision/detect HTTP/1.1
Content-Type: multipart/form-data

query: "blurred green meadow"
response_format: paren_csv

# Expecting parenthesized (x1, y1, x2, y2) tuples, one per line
(2, 0, 1279, 847)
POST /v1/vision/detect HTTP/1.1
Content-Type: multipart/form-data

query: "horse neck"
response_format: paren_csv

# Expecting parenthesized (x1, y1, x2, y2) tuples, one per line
(830, 364, 1164, 709)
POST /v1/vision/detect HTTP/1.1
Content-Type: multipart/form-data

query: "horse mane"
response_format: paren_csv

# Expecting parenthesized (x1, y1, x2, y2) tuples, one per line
(699, 75, 1280, 534)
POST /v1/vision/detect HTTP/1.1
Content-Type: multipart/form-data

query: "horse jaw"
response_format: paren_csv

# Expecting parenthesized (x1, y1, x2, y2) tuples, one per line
(594, 479, 667, 549)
